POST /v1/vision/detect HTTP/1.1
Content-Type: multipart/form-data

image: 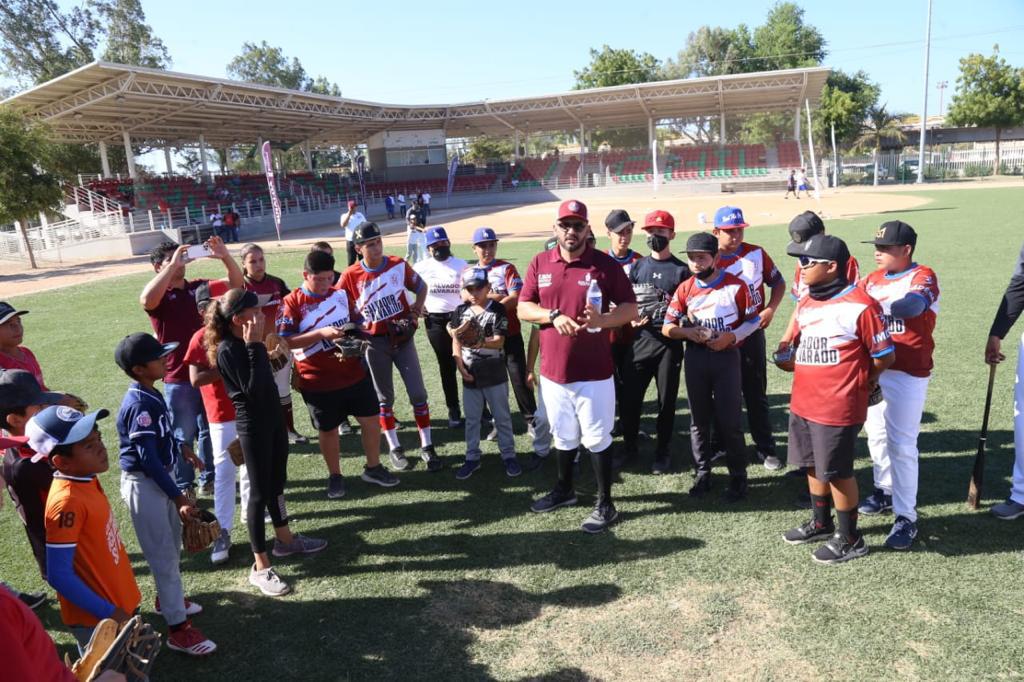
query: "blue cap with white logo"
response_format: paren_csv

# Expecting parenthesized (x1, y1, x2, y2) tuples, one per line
(25, 405, 109, 462)
(471, 227, 498, 245)
(713, 206, 749, 230)
(425, 226, 450, 247)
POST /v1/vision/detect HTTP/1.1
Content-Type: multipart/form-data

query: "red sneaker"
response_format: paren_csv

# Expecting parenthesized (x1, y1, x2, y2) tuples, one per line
(154, 597, 203, 616)
(166, 621, 217, 656)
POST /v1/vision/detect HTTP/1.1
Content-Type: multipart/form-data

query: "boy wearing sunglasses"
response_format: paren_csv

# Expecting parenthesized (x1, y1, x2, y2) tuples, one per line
(778, 235, 894, 564)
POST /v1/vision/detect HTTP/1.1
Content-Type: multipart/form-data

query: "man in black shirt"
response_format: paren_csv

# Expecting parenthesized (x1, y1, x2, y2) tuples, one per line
(616, 210, 692, 474)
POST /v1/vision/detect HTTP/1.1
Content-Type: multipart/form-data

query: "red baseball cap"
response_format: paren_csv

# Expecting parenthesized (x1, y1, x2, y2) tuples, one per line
(557, 200, 588, 222)
(347, 200, 358, 210)
(642, 210, 675, 231)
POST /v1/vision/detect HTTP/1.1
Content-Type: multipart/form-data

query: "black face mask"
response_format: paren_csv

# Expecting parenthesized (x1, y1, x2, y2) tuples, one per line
(432, 246, 451, 261)
(646, 234, 669, 253)
(695, 266, 715, 281)
(808, 275, 848, 301)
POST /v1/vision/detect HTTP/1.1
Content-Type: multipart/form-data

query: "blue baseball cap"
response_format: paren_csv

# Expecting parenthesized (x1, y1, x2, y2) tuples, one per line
(713, 206, 748, 230)
(425, 226, 450, 247)
(25, 405, 109, 462)
(462, 267, 489, 289)
(471, 227, 498, 245)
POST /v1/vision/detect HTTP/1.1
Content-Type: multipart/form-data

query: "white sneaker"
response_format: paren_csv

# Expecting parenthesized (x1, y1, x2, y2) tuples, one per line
(210, 529, 231, 565)
(249, 564, 292, 596)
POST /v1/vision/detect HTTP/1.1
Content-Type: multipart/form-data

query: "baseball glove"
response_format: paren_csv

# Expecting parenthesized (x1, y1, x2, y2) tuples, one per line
(332, 335, 369, 360)
(182, 509, 221, 554)
(67, 616, 161, 682)
(634, 285, 668, 325)
(448, 317, 485, 349)
(227, 438, 244, 466)
(386, 316, 417, 347)
(265, 332, 291, 372)
(60, 393, 90, 412)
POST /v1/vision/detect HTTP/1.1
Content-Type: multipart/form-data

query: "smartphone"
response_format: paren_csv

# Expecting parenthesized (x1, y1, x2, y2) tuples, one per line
(185, 244, 213, 262)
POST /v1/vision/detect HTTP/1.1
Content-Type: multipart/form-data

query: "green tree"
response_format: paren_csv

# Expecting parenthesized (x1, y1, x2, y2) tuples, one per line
(0, 107, 65, 269)
(573, 45, 661, 148)
(308, 75, 341, 97)
(93, 0, 170, 69)
(750, 1, 826, 71)
(945, 46, 1024, 174)
(812, 70, 879, 150)
(662, 25, 754, 79)
(854, 105, 907, 186)
(0, 0, 99, 84)
(227, 41, 308, 90)
(464, 136, 513, 164)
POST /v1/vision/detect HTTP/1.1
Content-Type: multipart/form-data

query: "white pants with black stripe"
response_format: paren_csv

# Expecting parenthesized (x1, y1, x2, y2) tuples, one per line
(539, 375, 614, 453)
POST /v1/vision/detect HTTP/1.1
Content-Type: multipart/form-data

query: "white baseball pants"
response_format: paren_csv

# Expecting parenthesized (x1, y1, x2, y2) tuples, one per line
(209, 420, 250, 531)
(1011, 333, 1024, 504)
(865, 369, 930, 522)
(539, 376, 614, 453)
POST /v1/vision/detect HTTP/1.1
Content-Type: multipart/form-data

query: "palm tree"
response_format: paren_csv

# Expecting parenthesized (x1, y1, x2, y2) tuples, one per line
(855, 105, 907, 186)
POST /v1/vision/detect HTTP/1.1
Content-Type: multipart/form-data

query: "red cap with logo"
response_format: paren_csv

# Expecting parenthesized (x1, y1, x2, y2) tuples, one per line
(642, 210, 675, 231)
(557, 199, 588, 222)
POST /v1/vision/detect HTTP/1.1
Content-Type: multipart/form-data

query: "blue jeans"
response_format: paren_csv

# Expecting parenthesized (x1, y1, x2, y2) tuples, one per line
(164, 381, 214, 488)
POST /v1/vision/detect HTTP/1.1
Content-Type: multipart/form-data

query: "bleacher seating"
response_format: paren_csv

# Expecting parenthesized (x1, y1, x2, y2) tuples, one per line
(777, 141, 802, 169)
(603, 144, 770, 184)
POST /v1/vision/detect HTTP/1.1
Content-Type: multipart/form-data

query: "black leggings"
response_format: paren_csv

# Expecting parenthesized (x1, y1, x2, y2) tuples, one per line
(425, 313, 460, 417)
(504, 333, 536, 420)
(240, 422, 289, 554)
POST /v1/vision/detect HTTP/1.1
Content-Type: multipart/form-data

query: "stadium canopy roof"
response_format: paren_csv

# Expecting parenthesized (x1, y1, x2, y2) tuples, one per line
(2, 61, 830, 148)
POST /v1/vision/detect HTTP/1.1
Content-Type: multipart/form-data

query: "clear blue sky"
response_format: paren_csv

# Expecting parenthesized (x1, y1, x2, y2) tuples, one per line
(127, 0, 1024, 116)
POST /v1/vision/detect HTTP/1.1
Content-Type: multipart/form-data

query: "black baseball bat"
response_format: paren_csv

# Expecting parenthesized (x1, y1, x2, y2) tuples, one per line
(967, 363, 998, 509)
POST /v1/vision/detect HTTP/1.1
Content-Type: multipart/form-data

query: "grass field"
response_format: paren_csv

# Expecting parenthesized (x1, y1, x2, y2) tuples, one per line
(3, 186, 1023, 680)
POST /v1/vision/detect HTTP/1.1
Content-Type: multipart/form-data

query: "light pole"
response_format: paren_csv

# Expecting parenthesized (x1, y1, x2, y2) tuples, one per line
(937, 80, 948, 117)
(916, 0, 933, 184)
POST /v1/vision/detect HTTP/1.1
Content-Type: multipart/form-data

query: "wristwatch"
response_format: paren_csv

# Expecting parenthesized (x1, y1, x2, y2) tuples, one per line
(548, 308, 562, 323)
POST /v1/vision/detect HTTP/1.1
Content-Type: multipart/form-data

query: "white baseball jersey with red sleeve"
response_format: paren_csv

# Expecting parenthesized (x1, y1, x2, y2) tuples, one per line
(276, 287, 367, 391)
(859, 264, 939, 377)
(665, 271, 757, 342)
(717, 242, 783, 312)
(336, 255, 424, 337)
(791, 285, 894, 426)
(482, 258, 524, 335)
(791, 257, 861, 300)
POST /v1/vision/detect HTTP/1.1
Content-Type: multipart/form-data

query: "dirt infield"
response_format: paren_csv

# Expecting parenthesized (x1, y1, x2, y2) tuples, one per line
(1, 185, 931, 297)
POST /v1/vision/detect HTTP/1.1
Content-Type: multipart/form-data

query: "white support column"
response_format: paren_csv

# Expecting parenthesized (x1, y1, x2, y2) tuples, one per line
(578, 124, 585, 187)
(164, 147, 173, 176)
(719, 112, 726, 147)
(513, 130, 520, 160)
(649, 117, 659, 192)
(98, 141, 111, 178)
(199, 134, 209, 180)
(223, 148, 230, 174)
(122, 130, 137, 180)
(304, 141, 313, 172)
(794, 106, 804, 168)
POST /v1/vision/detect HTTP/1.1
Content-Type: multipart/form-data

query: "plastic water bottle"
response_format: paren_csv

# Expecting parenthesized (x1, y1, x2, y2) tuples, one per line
(586, 279, 603, 334)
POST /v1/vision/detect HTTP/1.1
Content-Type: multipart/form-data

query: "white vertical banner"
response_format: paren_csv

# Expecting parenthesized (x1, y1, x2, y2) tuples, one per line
(804, 100, 821, 201)
(261, 141, 283, 243)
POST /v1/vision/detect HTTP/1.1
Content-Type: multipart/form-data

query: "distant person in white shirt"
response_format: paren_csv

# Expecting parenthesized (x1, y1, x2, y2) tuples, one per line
(210, 210, 224, 240)
(397, 193, 407, 218)
(422, 192, 432, 217)
(340, 199, 366, 266)
(797, 169, 810, 198)
(413, 226, 468, 426)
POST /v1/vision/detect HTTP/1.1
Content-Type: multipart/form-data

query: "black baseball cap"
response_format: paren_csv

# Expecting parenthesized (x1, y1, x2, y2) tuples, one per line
(787, 234, 850, 265)
(114, 333, 178, 373)
(0, 302, 28, 325)
(0, 370, 63, 411)
(604, 209, 634, 234)
(684, 232, 719, 255)
(863, 220, 917, 247)
(221, 289, 260, 319)
(788, 211, 825, 243)
(354, 222, 383, 244)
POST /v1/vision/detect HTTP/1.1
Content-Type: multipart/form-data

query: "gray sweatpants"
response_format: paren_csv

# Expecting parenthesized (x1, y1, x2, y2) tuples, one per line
(120, 472, 186, 626)
(366, 335, 429, 408)
(464, 381, 516, 460)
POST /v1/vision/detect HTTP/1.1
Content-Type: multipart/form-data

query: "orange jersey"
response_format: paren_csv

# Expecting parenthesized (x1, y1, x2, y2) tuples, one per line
(45, 474, 140, 627)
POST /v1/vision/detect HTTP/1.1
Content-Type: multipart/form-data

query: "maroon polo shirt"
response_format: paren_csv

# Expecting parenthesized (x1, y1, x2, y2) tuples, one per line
(146, 278, 208, 384)
(520, 245, 635, 384)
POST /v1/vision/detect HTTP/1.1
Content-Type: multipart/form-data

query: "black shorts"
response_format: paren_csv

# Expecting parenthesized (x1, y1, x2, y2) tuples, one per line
(301, 376, 378, 432)
(787, 413, 860, 481)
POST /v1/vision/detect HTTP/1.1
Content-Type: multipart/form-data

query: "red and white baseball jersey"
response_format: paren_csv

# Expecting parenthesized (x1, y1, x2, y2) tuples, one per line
(336, 256, 423, 337)
(717, 242, 783, 312)
(791, 285, 894, 426)
(859, 264, 939, 377)
(481, 259, 524, 335)
(182, 328, 236, 424)
(244, 273, 289, 326)
(791, 257, 861, 300)
(277, 287, 366, 392)
(665, 271, 757, 345)
(608, 249, 642, 276)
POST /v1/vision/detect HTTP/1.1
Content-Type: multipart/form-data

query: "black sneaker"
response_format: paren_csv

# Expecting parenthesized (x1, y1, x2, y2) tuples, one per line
(782, 518, 835, 545)
(812, 532, 869, 564)
(858, 488, 893, 515)
(530, 488, 578, 513)
(327, 474, 346, 499)
(389, 447, 410, 471)
(688, 474, 712, 498)
(17, 591, 46, 610)
(420, 445, 445, 472)
(610, 421, 621, 438)
(523, 452, 547, 472)
(651, 452, 671, 475)
(581, 503, 619, 533)
(723, 475, 747, 503)
(611, 444, 637, 471)
(361, 465, 400, 487)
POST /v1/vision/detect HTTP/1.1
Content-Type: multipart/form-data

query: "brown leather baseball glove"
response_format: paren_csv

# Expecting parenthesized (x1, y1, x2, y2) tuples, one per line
(265, 332, 291, 372)
(448, 317, 485, 349)
(182, 509, 221, 554)
(386, 316, 417, 347)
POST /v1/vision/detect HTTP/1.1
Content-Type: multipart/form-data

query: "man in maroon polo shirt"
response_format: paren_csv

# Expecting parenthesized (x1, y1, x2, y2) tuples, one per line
(518, 199, 637, 533)
(139, 237, 243, 491)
